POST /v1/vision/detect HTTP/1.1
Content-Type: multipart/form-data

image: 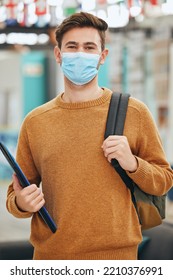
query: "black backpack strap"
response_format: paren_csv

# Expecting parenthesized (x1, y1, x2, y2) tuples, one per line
(105, 92, 130, 169)
(106, 93, 133, 184)
(104, 92, 121, 139)
(105, 92, 130, 138)
(105, 92, 141, 223)
(114, 93, 131, 135)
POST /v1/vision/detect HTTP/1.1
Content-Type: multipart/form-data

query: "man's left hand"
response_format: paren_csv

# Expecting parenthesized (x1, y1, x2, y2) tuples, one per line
(102, 135, 138, 172)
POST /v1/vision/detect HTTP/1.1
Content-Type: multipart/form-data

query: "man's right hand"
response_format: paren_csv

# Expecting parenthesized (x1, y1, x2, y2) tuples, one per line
(12, 174, 45, 213)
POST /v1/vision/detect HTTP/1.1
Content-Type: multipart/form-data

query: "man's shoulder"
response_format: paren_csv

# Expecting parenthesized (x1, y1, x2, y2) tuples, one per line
(126, 96, 155, 126)
(24, 96, 59, 122)
(110, 92, 149, 112)
(128, 96, 150, 114)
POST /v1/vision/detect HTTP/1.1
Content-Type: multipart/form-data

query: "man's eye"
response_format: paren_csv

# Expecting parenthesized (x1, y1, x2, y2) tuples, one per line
(85, 47, 96, 51)
(67, 46, 76, 48)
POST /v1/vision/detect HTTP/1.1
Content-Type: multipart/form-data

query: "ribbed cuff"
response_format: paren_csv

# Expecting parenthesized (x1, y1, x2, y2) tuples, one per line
(9, 195, 32, 219)
(126, 156, 152, 193)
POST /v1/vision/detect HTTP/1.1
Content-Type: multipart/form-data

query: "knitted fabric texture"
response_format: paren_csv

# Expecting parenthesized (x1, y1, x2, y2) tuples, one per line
(6, 88, 173, 260)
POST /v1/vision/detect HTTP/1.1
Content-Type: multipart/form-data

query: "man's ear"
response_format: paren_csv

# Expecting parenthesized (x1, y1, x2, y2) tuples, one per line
(100, 48, 109, 65)
(54, 46, 61, 64)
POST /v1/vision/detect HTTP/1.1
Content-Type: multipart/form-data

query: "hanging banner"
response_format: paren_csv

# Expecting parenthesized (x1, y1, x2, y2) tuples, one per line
(35, 0, 47, 27)
(4, 0, 18, 20)
(63, 0, 79, 17)
(35, 0, 47, 15)
(97, 0, 107, 4)
(150, 0, 158, 5)
(128, 0, 133, 8)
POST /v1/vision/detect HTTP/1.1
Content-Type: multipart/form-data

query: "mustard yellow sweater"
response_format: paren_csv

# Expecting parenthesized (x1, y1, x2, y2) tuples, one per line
(6, 88, 173, 260)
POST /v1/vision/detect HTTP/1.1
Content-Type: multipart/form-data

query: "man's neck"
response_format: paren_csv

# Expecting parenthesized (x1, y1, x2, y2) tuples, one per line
(62, 79, 103, 103)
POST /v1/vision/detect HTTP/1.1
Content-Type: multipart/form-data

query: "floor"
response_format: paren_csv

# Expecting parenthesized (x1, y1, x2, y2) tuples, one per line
(0, 182, 173, 242)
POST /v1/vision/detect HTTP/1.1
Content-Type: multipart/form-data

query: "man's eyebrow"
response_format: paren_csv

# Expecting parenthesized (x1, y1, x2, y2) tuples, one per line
(84, 42, 98, 48)
(65, 41, 78, 46)
(65, 41, 98, 47)
(84, 42, 98, 47)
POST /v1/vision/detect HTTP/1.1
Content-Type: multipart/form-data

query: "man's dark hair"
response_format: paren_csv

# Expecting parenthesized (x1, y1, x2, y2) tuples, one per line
(55, 12, 108, 51)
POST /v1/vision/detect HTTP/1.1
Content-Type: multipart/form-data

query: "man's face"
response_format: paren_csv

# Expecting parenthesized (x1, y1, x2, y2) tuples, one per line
(61, 27, 102, 55)
(54, 27, 108, 67)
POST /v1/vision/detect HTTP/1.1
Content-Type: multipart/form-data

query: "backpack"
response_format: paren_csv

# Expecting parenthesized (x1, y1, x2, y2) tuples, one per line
(105, 92, 166, 231)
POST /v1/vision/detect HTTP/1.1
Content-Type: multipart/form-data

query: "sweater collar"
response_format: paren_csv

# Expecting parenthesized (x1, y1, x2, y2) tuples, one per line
(55, 88, 112, 109)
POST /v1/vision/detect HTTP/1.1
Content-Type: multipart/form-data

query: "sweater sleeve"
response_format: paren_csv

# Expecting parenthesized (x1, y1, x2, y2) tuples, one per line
(126, 102, 173, 196)
(6, 117, 41, 218)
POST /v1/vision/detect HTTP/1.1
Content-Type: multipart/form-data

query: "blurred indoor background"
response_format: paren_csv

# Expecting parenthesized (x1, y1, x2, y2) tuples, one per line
(0, 0, 173, 257)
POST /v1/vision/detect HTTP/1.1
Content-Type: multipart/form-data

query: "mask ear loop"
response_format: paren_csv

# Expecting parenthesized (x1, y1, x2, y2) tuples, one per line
(97, 53, 103, 70)
(98, 48, 109, 69)
(59, 51, 63, 66)
(54, 46, 62, 65)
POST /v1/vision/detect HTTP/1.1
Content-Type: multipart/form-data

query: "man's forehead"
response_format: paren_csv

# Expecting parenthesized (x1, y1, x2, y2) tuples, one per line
(62, 27, 101, 44)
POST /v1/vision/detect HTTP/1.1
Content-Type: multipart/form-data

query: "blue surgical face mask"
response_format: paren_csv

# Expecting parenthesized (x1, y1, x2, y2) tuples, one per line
(61, 52, 100, 85)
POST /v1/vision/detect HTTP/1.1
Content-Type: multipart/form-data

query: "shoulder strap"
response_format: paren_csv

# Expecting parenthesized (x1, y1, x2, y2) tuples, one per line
(104, 92, 121, 139)
(114, 93, 130, 135)
(104, 92, 130, 139)
(105, 92, 140, 222)
(105, 92, 130, 169)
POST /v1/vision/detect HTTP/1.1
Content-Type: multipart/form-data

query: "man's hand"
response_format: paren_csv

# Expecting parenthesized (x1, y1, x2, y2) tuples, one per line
(12, 174, 45, 213)
(102, 135, 138, 172)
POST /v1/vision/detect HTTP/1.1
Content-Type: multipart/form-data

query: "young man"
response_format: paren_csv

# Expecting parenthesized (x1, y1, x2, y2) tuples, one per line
(6, 12, 173, 260)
